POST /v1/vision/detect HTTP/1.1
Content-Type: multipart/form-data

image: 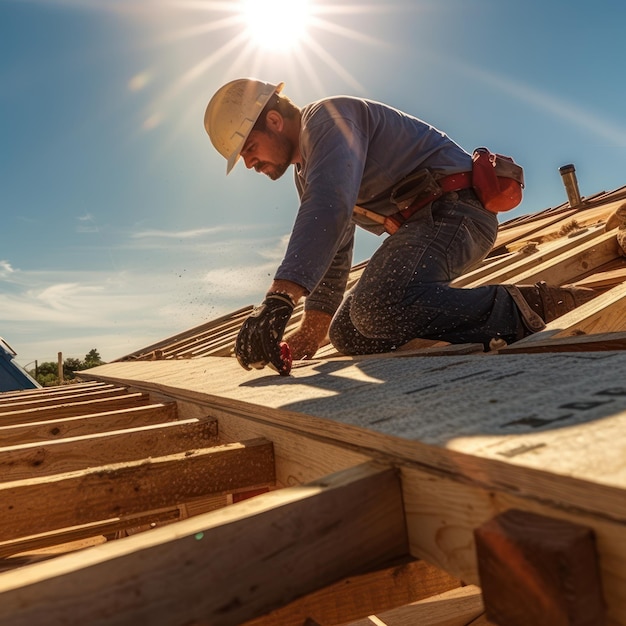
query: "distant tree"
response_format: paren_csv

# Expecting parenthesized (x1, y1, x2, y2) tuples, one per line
(83, 348, 105, 369)
(28, 348, 106, 386)
(63, 357, 82, 379)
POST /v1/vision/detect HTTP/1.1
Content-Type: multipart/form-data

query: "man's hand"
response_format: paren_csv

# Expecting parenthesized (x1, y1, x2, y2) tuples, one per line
(284, 309, 333, 359)
(235, 292, 295, 375)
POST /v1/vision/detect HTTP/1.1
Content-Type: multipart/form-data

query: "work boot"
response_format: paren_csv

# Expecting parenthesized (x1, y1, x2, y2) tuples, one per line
(503, 281, 597, 334)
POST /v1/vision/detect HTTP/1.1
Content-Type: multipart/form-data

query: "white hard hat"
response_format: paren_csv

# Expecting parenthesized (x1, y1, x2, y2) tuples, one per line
(204, 78, 285, 174)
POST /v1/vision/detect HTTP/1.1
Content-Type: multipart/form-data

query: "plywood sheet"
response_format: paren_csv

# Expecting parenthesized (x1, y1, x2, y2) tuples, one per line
(81, 353, 626, 519)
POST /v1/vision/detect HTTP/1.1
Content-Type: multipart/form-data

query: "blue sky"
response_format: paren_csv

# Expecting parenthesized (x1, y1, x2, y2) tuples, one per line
(2, 0, 626, 366)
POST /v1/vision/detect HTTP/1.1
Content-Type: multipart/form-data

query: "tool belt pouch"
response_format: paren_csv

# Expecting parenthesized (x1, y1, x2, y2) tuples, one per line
(390, 168, 442, 211)
(472, 147, 525, 213)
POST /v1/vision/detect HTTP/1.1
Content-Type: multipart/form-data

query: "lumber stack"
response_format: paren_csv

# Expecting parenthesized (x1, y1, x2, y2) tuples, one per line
(0, 381, 275, 563)
(0, 380, 479, 626)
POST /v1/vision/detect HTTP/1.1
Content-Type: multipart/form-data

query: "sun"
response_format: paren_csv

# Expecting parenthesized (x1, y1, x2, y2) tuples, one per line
(239, 0, 312, 51)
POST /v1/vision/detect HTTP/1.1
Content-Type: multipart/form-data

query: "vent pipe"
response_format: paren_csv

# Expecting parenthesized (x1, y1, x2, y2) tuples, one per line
(559, 164, 582, 208)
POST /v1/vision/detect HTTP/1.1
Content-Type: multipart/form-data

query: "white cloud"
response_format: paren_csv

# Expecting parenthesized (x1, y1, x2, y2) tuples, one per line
(0, 260, 15, 277)
(76, 213, 100, 233)
(131, 226, 225, 239)
(0, 227, 293, 366)
(0, 264, 235, 364)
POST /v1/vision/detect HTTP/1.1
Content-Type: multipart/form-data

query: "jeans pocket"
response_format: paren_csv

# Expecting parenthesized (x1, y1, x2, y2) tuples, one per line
(446, 214, 497, 276)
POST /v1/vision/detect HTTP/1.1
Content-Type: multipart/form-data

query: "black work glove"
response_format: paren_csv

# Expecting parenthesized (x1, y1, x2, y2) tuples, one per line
(235, 292, 295, 375)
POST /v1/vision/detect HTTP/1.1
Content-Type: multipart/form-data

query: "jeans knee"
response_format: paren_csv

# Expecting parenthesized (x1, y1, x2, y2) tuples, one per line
(350, 292, 390, 338)
(328, 319, 353, 354)
(328, 296, 381, 354)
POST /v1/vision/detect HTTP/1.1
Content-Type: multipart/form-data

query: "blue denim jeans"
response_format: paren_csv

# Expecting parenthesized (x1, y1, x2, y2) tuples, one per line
(329, 190, 523, 354)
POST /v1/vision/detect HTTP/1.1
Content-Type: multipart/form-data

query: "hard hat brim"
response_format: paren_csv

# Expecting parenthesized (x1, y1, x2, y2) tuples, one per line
(224, 81, 284, 175)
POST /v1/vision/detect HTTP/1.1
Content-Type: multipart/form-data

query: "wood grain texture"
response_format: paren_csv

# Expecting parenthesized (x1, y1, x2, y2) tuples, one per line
(76, 355, 626, 624)
(0, 438, 275, 541)
(474, 510, 605, 626)
(242, 557, 463, 626)
(0, 463, 407, 626)
(0, 506, 182, 558)
(0, 417, 219, 480)
(0, 392, 152, 424)
(0, 402, 179, 446)
(342, 585, 483, 626)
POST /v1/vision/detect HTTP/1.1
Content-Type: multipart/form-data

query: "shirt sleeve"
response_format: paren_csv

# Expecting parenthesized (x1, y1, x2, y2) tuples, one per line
(274, 111, 367, 295)
(304, 223, 355, 315)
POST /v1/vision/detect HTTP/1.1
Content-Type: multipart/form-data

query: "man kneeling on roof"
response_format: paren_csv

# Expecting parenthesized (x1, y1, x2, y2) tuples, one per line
(204, 78, 596, 374)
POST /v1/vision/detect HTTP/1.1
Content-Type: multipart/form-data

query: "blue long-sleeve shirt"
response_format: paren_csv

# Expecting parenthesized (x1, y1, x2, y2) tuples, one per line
(274, 96, 472, 315)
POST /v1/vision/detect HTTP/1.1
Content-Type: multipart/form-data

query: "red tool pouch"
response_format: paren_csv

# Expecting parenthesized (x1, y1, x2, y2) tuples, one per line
(472, 147, 524, 213)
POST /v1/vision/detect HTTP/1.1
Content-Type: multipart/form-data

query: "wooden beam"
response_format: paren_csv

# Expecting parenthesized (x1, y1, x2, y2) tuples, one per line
(0, 438, 275, 541)
(159, 399, 370, 490)
(474, 509, 605, 626)
(242, 556, 463, 626)
(507, 280, 626, 345)
(573, 266, 626, 290)
(0, 381, 115, 402)
(0, 507, 182, 558)
(491, 210, 578, 252)
(0, 386, 132, 411)
(400, 465, 626, 624)
(497, 331, 626, 354)
(0, 393, 152, 425)
(0, 463, 407, 626)
(0, 402, 180, 446)
(496, 201, 621, 252)
(0, 418, 219, 480)
(453, 224, 608, 288)
(497, 229, 620, 286)
(342, 585, 484, 626)
(72, 355, 626, 623)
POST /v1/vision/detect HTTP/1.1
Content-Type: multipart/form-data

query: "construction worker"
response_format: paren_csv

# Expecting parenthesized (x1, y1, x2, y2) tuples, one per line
(204, 78, 595, 374)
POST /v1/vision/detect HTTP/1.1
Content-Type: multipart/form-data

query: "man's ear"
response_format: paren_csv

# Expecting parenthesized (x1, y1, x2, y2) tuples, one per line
(265, 110, 284, 132)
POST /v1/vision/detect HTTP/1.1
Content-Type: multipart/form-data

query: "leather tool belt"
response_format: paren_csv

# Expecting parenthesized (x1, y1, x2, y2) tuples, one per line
(354, 169, 473, 235)
(354, 147, 524, 236)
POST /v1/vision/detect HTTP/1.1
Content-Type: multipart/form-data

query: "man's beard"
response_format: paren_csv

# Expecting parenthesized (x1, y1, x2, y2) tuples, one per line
(256, 131, 293, 180)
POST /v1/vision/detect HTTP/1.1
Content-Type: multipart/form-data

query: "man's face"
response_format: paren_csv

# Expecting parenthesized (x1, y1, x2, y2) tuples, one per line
(240, 128, 294, 181)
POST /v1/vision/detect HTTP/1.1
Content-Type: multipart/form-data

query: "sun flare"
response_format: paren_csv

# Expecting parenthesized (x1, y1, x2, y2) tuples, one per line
(239, 0, 312, 51)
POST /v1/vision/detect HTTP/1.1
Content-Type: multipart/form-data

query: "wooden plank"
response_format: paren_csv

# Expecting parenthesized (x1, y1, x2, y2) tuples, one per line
(343, 585, 484, 626)
(465, 616, 493, 626)
(0, 402, 180, 447)
(242, 557, 463, 626)
(155, 399, 370, 490)
(573, 266, 626, 289)
(0, 438, 275, 541)
(0, 381, 114, 402)
(0, 418, 219, 480)
(474, 510, 605, 626)
(77, 355, 626, 624)
(497, 201, 622, 253)
(508, 280, 626, 345)
(0, 386, 131, 410)
(491, 210, 578, 252)
(0, 463, 407, 626)
(400, 465, 626, 625)
(78, 356, 626, 520)
(453, 224, 608, 288)
(496, 229, 620, 286)
(0, 507, 182, 559)
(0, 393, 152, 425)
(498, 331, 626, 354)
